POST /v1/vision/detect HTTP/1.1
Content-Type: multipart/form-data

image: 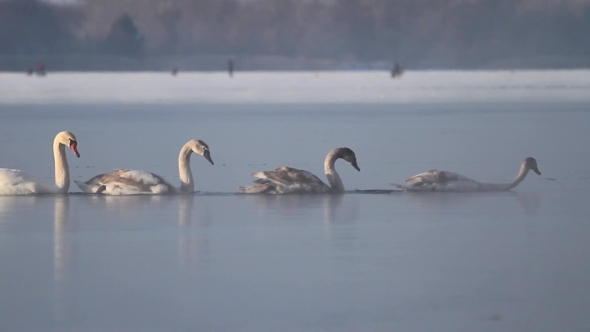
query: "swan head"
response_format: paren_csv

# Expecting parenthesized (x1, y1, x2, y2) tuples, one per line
(335, 147, 360, 171)
(524, 157, 541, 175)
(188, 139, 214, 165)
(56, 131, 80, 158)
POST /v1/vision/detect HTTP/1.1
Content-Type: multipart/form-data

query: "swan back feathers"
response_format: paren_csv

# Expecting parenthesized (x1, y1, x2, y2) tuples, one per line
(245, 167, 331, 194)
(405, 170, 475, 186)
(78, 169, 175, 194)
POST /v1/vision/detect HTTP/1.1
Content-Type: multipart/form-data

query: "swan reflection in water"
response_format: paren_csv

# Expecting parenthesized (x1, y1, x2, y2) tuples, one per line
(87, 195, 211, 275)
(0, 196, 74, 322)
(177, 195, 211, 274)
(53, 194, 73, 323)
(246, 193, 358, 223)
(86, 194, 176, 213)
(398, 190, 540, 216)
(245, 193, 361, 263)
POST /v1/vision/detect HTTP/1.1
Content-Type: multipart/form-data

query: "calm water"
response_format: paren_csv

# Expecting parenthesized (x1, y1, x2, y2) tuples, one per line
(1, 71, 590, 331)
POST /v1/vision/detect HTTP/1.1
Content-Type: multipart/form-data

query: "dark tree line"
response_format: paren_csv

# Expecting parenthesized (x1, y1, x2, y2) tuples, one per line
(0, 0, 81, 54)
(104, 13, 144, 57)
(1, 0, 590, 68)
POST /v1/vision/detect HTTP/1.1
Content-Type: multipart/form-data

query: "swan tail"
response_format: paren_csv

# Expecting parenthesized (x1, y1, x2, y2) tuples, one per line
(390, 183, 441, 192)
(389, 183, 410, 191)
(74, 180, 104, 194)
(238, 184, 272, 194)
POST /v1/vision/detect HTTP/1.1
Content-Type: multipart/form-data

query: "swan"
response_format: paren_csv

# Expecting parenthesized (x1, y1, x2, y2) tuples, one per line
(391, 157, 541, 192)
(239, 147, 360, 194)
(75, 139, 213, 195)
(0, 131, 80, 195)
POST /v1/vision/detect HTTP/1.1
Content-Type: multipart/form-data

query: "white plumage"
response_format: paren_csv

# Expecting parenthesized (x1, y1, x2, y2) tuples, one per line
(75, 169, 175, 195)
(0, 131, 80, 195)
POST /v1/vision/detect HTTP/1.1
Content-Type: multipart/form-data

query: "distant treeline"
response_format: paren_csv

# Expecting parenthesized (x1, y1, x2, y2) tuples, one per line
(1, 0, 590, 70)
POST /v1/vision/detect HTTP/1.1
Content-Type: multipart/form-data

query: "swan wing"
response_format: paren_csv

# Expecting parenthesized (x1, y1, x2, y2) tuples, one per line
(256, 167, 325, 185)
(241, 167, 331, 194)
(405, 170, 476, 186)
(391, 170, 483, 192)
(0, 168, 54, 195)
(77, 169, 175, 195)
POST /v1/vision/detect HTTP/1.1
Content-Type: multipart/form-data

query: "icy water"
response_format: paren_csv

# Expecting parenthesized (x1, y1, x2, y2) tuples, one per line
(1, 71, 590, 332)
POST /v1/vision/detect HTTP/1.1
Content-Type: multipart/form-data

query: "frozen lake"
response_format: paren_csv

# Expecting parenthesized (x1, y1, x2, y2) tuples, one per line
(1, 71, 590, 331)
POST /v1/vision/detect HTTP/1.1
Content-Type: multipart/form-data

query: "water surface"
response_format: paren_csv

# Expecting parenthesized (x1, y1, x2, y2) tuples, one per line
(1, 71, 589, 332)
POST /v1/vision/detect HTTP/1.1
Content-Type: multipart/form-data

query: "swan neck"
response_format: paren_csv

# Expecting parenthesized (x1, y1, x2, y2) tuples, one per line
(53, 140, 69, 193)
(507, 164, 530, 190)
(178, 145, 194, 193)
(324, 150, 344, 193)
(482, 164, 529, 191)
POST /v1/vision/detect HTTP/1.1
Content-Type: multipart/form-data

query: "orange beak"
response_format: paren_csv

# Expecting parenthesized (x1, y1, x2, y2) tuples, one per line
(70, 142, 80, 158)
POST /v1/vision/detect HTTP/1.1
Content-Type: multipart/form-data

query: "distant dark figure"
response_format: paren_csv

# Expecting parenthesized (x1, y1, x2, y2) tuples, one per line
(391, 62, 403, 78)
(36, 62, 46, 76)
(26, 68, 34, 76)
(171, 67, 178, 76)
(228, 59, 234, 78)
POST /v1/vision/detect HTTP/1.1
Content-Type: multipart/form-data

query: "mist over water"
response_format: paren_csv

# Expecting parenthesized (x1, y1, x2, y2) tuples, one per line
(1, 71, 589, 332)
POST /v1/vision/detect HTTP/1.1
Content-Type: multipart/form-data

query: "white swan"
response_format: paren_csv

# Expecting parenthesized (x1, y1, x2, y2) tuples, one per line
(391, 157, 541, 192)
(239, 147, 360, 194)
(75, 139, 213, 195)
(0, 131, 80, 195)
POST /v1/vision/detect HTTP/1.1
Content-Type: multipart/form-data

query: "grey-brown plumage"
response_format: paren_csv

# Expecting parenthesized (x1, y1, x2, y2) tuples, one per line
(82, 169, 175, 194)
(391, 157, 542, 192)
(239, 147, 360, 194)
(75, 139, 213, 195)
(404, 169, 469, 187)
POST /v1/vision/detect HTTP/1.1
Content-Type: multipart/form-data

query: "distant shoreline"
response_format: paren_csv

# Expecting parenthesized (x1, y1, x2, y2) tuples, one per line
(1, 54, 590, 72)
